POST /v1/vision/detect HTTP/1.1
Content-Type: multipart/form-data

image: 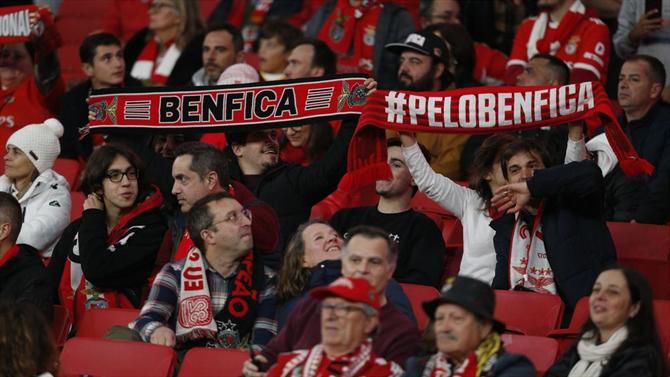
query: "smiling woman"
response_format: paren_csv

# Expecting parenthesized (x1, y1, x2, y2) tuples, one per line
(47, 144, 168, 330)
(275, 220, 343, 328)
(546, 266, 666, 377)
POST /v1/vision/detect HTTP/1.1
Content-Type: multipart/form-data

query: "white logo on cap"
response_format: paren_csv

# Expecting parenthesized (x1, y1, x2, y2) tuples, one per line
(405, 33, 426, 47)
(330, 277, 354, 289)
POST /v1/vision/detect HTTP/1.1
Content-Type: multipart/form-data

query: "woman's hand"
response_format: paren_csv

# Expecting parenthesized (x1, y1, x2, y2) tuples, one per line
(83, 192, 104, 211)
(397, 131, 417, 147)
(490, 183, 531, 214)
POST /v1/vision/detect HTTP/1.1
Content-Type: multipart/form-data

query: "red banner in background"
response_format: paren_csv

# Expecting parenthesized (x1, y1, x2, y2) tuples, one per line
(0, 6, 35, 43)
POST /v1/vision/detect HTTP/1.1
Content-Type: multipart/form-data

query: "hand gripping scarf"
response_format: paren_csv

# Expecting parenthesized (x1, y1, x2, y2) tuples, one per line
(87, 75, 653, 184)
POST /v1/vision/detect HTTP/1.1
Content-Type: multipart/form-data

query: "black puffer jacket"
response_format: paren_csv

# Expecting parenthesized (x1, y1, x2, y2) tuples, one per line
(0, 244, 53, 319)
(546, 341, 665, 377)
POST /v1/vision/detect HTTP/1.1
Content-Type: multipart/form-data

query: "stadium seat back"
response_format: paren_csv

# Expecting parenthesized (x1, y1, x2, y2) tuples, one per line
(70, 191, 86, 221)
(494, 290, 564, 336)
(59, 338, 175, 377)
(53, 158, 82, 189)
(179, 347, 249, 377)
(501, 334, 559, 377)
(400, 283, 440, 333)
(51, 304, 71, 348)
(608, 222, 670, 299)
(654, 300, 670, 362)
(547, 296, 589, 355)
(76, 308, 140, 339)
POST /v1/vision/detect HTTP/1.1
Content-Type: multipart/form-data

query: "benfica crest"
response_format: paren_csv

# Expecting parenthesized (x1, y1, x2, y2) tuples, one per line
(217, 319, 240, 348)
(89, 96, 118, 124)
(337, 82, 368, 111)
(329, 9, 347, 42)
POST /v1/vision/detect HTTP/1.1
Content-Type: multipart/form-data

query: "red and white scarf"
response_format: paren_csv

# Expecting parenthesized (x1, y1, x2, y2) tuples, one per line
(317, 0, 382, 75)
(0, 6, 61, 63)
(176, 247, 261, 346)
(176, 247, 218, 341)
(527, 0, 587, 58)
(87, 77, 654, 193)
(508, 202, 556, 294)
(276, 340, 401, 377)
(130, 38, 181, 85)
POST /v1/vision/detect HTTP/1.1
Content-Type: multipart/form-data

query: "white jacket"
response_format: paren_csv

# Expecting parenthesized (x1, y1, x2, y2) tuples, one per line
(0, 169, 71, 257)
(403, 143, 496, 284)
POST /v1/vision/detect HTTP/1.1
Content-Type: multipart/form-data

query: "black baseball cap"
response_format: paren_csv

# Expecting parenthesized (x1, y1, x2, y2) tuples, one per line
(385, 30, 450, 66)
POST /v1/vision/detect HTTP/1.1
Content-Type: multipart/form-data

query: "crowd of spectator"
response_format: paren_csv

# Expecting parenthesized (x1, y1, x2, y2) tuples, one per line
(1, 0, 670, 376)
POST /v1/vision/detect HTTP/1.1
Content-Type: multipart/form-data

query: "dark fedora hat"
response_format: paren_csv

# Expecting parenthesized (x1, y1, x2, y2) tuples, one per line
(423, 276, 506, 332)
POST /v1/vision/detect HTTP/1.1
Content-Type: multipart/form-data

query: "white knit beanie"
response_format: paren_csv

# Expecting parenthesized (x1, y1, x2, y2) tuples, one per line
(217, 63, 260, 85)
(6, 118, 64, 174)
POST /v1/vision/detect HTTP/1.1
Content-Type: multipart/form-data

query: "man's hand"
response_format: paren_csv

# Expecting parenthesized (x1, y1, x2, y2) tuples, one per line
(629, 10, 663, 45)
(242, 355, 268, 377)
(149, 326, 176, 347)
(568, 121, 585, 142)
(491, 183, 531, 214)
(364, 78, 377, 95)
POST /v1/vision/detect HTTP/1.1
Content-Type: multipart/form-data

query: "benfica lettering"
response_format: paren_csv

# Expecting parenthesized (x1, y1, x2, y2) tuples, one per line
(0, 9, 30, 38)
(183, 250, 204, 291)
(385, 82, 595, 128)
(159, 88, 298, 124)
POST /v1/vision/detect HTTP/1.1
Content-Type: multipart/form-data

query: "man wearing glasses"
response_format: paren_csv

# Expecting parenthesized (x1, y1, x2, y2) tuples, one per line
(130, 191, 277, 353)
(266, 277, 404, 377)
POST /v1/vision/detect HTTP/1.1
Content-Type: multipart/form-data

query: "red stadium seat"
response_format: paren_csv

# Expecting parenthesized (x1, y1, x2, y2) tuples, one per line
(501, 334, 559, 377)
(494, 290, 564, 336)
(310, 171, 379, 221)
(654, 300, 670, 363)
(608, 222, 670, 299)
(400, 283, 440, 333)
(53, 158, 81, 189)
(547, 296, 590, 354)
(59, 338, 176, 377)
(179, 348, 249, 377)
(76, 308, 140, 339)
(51, 304, 71, 348)
(70, 191, 85, 221)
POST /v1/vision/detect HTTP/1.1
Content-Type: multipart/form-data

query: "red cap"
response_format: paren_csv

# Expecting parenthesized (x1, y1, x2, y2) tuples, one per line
(310, 277, 381, 310)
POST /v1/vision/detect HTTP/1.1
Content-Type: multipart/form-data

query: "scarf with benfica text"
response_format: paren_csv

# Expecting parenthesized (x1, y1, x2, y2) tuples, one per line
(87, 75, 653, 180)
(0, 5, 61, 63)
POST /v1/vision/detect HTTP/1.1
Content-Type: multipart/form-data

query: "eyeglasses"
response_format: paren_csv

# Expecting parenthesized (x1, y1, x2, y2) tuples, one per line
(105, 168, 139, 183)
(321, 303, 366, 317)
(210, 208, 252, 227)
